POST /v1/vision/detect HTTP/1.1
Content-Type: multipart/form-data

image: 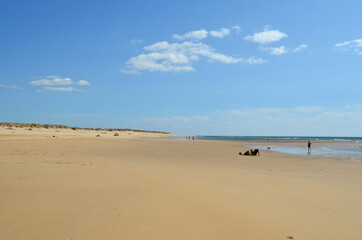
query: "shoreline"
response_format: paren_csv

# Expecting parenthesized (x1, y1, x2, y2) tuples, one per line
(163, 136, 362, 161)
(2, 127, 361, 161)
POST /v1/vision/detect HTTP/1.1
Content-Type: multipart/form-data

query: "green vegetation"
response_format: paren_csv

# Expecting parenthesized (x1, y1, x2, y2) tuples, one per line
(0, 122, 169, 134)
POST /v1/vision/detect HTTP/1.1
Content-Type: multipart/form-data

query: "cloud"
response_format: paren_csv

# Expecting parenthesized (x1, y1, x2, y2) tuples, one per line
(122, 41, 265, 74)
(293, 44, 308, 52)
(30, 76, 90, 92)
(232, 25, 241, 34)
(76, 80, 91, 86)
(173, 29, 208, 41)
(123, 51, 194, 73)
(261, 44, 307, 55)
(173, 27, 233, 40)
(0, 84, 25, 90)
(260, 46, 287, 55)
(210, 28, 230, 38)
(123, 26, 269, 74)
(30, 77, 72, 86)
(335, 39, 362, 48)
(270, 46, 287, 55)
(244, 27, 288, 44)
(335, 38, 362, 54)
(246, 57, 267, 64)
(37, 87, 85, 93)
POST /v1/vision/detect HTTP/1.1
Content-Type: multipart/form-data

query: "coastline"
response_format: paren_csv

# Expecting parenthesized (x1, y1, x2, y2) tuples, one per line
(165, 135, 362, 161)
(1, 131, 361, 239)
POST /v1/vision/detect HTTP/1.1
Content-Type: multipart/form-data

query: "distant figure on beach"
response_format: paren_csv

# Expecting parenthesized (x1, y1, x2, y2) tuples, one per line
(192, 136, 194, 141)
(239, 149, 260, 156)
(243, 149, 252, 155)
(251, 149, 260, 156)
(308, 140, 312, 155)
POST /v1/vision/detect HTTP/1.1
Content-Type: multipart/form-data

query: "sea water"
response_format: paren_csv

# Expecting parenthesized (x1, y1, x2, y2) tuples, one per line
(245, 144, 362, 160)
(190, 136, 362, 160)
(195, 136, 362, 143)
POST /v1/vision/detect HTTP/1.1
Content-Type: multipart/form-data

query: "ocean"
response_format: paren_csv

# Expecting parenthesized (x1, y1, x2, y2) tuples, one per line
(195, 136, 362, 143)
(178, 136, 362, 161)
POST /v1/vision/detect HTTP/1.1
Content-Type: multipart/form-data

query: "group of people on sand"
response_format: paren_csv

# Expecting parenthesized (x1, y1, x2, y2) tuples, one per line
(239, 149, 260, 156)
(186, 136, 195, 141)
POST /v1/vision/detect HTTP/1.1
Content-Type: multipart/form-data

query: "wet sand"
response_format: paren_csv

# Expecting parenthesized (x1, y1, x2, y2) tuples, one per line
(0, 129, 361, 240)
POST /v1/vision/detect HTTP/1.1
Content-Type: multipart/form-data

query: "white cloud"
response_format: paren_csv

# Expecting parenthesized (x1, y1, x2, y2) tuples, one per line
(173, 29, 208, 41)
(123, 26, 270, 74)
(293, 44, 308, 52)
(0, 84, 25, 90)
(205, 51, 242, 63)
(210, 28, 230, 38)
(261, 44, 307, 55)
(246, 57, 267, 64)
(123, 41, 265, 74)
(232, 25, 241, 34)
(260, 46, 287, 55)
(335, 42, 350, 47)
(77, 80, 91, 86)
(30, 76, 90, 92)
(38, 87, 85, 93)
(124, 52, 194, 73)
(335, 38, 362, 54)
(270, 46, 287, 55)
(30, 77, 72, 86)
(244, 27, 288, 44)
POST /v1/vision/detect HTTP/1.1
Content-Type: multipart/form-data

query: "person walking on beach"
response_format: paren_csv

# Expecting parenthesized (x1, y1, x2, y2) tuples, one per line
(308, 140, 312, 155)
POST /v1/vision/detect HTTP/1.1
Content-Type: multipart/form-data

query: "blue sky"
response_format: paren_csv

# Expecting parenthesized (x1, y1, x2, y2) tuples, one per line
(1, 0, 362, 136)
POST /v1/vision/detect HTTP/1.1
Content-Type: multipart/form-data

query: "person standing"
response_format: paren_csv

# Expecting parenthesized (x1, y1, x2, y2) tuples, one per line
(308, 140, 312, 155)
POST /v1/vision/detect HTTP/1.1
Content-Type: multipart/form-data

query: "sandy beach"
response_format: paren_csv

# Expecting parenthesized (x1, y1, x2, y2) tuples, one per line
(1, 127, 361, 240)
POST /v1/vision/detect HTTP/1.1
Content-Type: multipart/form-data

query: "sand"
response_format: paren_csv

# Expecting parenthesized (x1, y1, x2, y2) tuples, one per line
(0, 127, 361, 240)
